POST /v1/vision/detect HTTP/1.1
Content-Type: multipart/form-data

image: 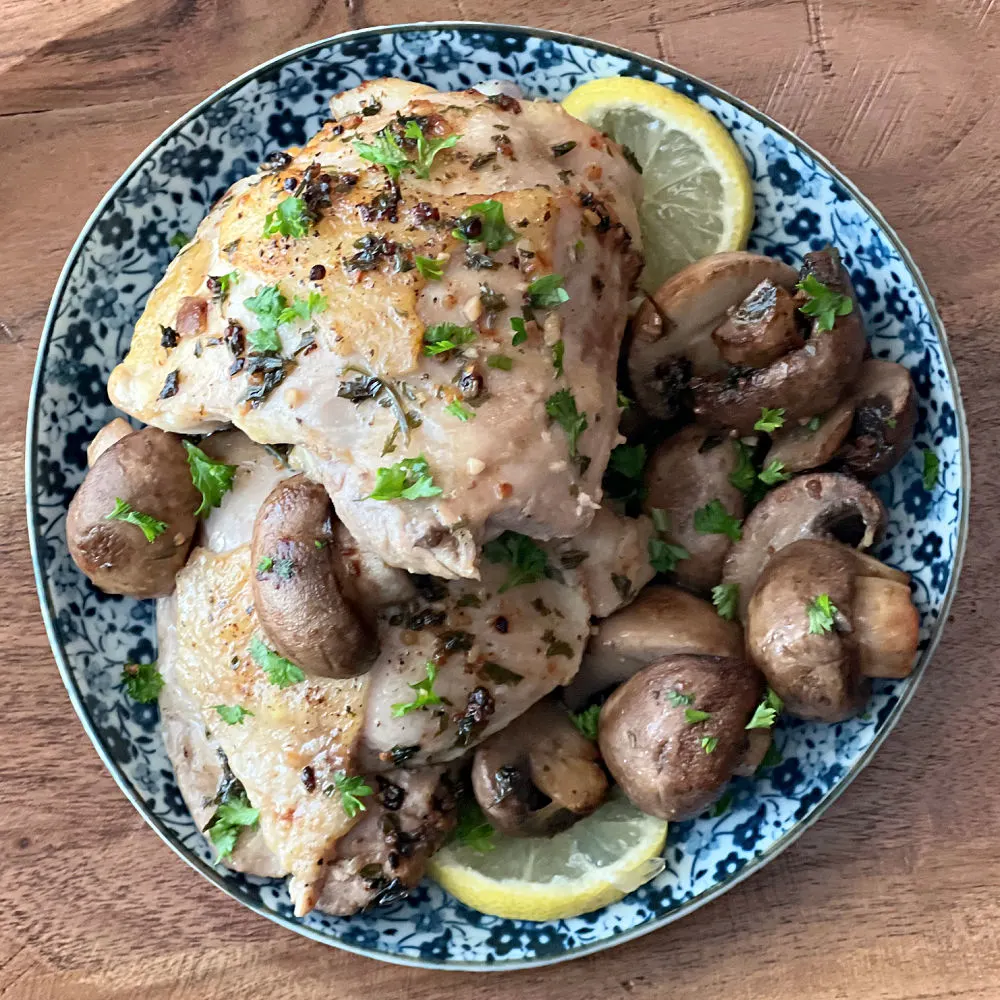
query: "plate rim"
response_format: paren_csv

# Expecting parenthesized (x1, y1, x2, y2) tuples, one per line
(24, 20, 971, 972)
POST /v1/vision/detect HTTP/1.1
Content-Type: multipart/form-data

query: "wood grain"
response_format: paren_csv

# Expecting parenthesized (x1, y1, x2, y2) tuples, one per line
(1, 1, 996, 997)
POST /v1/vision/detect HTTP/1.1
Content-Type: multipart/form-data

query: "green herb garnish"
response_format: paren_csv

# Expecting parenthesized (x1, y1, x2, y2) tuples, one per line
(685, 708, 712, 724)
(391, 661, 443, 716)
(452, 200, 516, 252)
(484, 530, 551, 592)
(693, 499, 742, 542)
(445, 400, 475, 421)
(368, 455, 443, 501)
(806, 593, 838, 634)
(403, 120, 459, 179)
(754, 407, 786, 433)
(249, 636, 305, 688)
(510, 316, 527, 346)
(487, 354, 513, 370)
(796, 273, 853, 332)
(105, 498, 167, 543)
(206, 789, 259, 858)
(701, 736, 719, 754)
(121, 662, 164, 703)
(545, 389, 588, 460)
(328, 771, 374, 818)
(453, 797, 495, 853)
(527, 273, 570, 309)
(648, 537, 689, 574)
(746, 688, 783, 730)
(214, 705, 254, 725)
(423, 322, 477, 356)
(415, 255, 445, 280)
(729, 440, 757, 493)
(711, 583, 740, 621)
(667, 688, 695, 707)
(758, 460, 791, 485)
(168, 231, 190, 251)
(551, 339, 565, 377)
(262, 196, 311, 239)
(922, 448, 939, 490)
(570, 704, 601, 741)
(183, 440, 237, 517)
(354, 126, 410, 181)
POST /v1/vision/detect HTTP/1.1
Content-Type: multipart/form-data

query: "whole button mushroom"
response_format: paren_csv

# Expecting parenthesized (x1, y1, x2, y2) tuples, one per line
(251, 474, 377, 678)
(471, 698, 608, 837)
(746, 538, 919, 722)
(66, 426, 201, 598)
(598, 655, 764, 821)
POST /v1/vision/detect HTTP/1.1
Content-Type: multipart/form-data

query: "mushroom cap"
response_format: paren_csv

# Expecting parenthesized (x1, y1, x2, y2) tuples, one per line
(711, 279, 804, 368)
(722, 472, 887, 620)
(644, 425, 746, 593)
(251, 474, 377, 678)
(86, 417, 133, 467)
(745, 538, 868, 721)
(627, 252, 799, 419)
(764, 396, 855, 475)
(67, 426, 200, 598)
(564, 585, 744, 709)
(598, 654, 763, 821)
(837, 359, 918, 479)
(471, 698, 608, 837)
(692, 248, 867, 435)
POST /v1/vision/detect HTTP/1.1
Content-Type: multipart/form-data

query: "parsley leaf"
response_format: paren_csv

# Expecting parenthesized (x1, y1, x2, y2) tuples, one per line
(667, 688, 695, 707)
(454, 797, 495, 853)
(570, 704, 601, 741)
(208, 270, 239, 300)
(276, 290, 327, 327)
(354, 126, 409, 181)
(693, 499, 743, 542)
(183, 440, 237, 517)
(708, 791, 734, 817)
(650, 507, 670, 534)
(368, 455, 443, 501)
(206, 789, 259, 858)
(391, 661, 443, 716)
(105, 497, 167, 543)
(729, 440, 758, 493)
(701, 735, 719, 754)
(256, 555, 274, 573)
(922, 448, 939, 490)
(711, 583, 740, 621)
(214, 704, 254, 725)
(797, 273, 853, 332)
(545, 389, 588, 460)
(415, 255, 445, 280)
(806, 593, 838, 634)
(758, 460, 791, 486)
(168, 230, 190, 250)
(484, 530, 551, 592)
(609, 443, 646, 480)
(551, 339, 565, 377)
(806, 416, 822, 432)
(746, 688, 783, 730)
(649, 537, 690, 574)
(445, 400, 475, 421)
(423, 322, 477, 356)
(453, 200, 516, 251)
(262, 196, 311, 239)
(249, 636, 305, 688)
(328, 771, 374, 819)
(510, 316, 528, 346)
(754, 407, 786, 433)
(527, 274, 570, 309)
(617, 391, 632, 409)
(245, 284, 288, 353)
(121, 662, 164, 703)
(487, 354, 513, 370)
(403, 120, 459, 179)
(685, 708, 712, 724)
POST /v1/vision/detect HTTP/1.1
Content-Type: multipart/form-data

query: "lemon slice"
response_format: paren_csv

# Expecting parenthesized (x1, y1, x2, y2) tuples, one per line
(427, 792, 668, 922)
(562, 76, 754, 292)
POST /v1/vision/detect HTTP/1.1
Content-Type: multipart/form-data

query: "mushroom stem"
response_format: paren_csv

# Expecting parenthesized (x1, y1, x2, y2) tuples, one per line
(733, 729, 771, 777)
(530, 751, 607, 816)
(853, 576, 920, 679)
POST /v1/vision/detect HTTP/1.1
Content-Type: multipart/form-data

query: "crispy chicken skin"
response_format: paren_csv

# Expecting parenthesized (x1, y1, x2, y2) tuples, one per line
(109, 79, 643, 579)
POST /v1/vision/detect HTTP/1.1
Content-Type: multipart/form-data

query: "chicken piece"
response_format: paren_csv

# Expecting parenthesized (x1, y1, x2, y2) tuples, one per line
(108, 79, 643, 579)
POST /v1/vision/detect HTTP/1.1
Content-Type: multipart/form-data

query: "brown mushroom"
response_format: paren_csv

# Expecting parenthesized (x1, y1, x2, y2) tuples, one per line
(471, 698, 608, 837)
(564, 585, 744, 709)
(763, 397, 855, 475)
(711, 279, 804, 367)
(627, 252, 799, 419)
(86, 417, 133, 467)
(644, 426, 746, 593)
(251, 474, 377, 678)
(837, 359, 918, 479)
(67, 426, 201, 598)
(692, 248, 866, 434)
(598, 655, 764, 821)
(746, 538, 919, 721)
(721, 472, 887, 619)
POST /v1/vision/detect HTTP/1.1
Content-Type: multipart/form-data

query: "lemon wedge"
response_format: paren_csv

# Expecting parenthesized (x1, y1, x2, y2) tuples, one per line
(427, 792, 668, 922)
(562, 76, 754, 292)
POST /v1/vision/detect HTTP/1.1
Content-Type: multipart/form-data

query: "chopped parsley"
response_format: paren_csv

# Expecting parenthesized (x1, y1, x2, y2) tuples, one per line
(922, 448, 939, 490)
(327, 771, 374, 818)
(262, 196, 311, 239)
(754, 407, 786, 433)
(685, 708, 712, 724)
(256, 555, 274, 573)
(183, 440, 237, 517)
(415, 255, 445, 280)
(487, 354, 513, 370)
(277, 290, 327, 326)
(708, 791, 734, 817)
(570, 704, 601, 741)
(246, 285, 327, 354)
(806, 416, 822, 432)
(711, 583, 740, 621)
(758, 460, 791, 486)
(368, 455, 443, 501)
(617, 391, 632, 409)
(806, 593, 838, 634)
(249, 636, 305, 688)
(729, 440, 758, 493)
(693, 499, 743, 542)
(105, 497, 167, 543)
(746, 688, 783, 730)
(701, 736, 719, 754)
(452, 199, 516, 251)
(758, 742, 783, 772)
(404, 120, 459, 179)
(208, 270, 239, 300)
(453, 797, 495, 853)
(510, 316, 528, 345)
(609, 443, 646, 479)
(551, 339, 565, 377)
(667, 688, 695, 707)
(527, 273, 570, 309)
(649, 537, 689, 574)
(121, 662, 164, 703)
(423, 322, 477, 356)
(445, 400, 475, 421)
(484, 530, 551, 592)
(391, 661, 443, 716)
(354, 126, 410, 181)
(214, 705, 254, 725)
(206, 789, 259, 858)
(797, 273, 853, 332)
(168, 231, 190, 250)
(545, 389, 588, 462)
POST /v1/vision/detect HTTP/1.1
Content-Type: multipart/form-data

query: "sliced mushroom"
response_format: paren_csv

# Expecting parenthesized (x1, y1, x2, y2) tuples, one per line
(598, 655, 764, 821)
(711, 279, 803, 368)
(722, 472, 887, 620)
(471, 698, 608, 837)
(746, 539, 919, 721)
(67, 426, 201, 598)
(837, 359, 918, 479)
(86, 417, 133, 467)
(564, 585, 744, 709)
(764, 397, 855, 474)
(692, 248, 866, 434)
(627, 253, 799, 419)
(251, 474, 377, 678)
(644, 426, 746, 593)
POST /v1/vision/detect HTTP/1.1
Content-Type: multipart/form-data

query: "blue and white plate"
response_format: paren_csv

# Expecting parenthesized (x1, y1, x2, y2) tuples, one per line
(26, 23, 968, 970)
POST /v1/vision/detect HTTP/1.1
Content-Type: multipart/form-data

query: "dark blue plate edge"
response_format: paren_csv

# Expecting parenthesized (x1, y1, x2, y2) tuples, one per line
(23, 20, 970, 973)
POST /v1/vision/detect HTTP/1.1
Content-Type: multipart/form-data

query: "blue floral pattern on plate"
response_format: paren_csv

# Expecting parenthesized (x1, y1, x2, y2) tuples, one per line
(25, 24, 968, 971)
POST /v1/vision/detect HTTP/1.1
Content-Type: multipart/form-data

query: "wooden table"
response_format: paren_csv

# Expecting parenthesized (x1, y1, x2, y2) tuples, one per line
(2, 2, 997, 997)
